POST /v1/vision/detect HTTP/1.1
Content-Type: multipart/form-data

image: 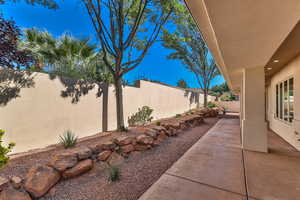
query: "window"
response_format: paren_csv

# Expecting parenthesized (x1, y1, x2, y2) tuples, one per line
(276, 77, 294, 123)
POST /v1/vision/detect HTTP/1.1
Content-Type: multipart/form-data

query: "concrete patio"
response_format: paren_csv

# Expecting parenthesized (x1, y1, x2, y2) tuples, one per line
(139, 117, 300, 200)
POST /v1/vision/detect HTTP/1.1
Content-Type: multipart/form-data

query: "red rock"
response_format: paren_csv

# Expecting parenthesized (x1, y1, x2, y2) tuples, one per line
(136, 135, 154, 145)
(0, 176, 9, 191)
(49, 152, 78, 172)
(114, 136, 136, 146)
(0, 186, 31, 200)
(134, 144, 150, 151)
(120, 144, 135, 153)
(102, 141, 117, 150)
(24, 165, 60, 198)
(11, 176, 22, 189)
(72, 147, 92, 160)
(98, 150, 112, 161)
(158, 132, 168, 141)
(62, 159, 93, 179)
(152, 140, 161, 146)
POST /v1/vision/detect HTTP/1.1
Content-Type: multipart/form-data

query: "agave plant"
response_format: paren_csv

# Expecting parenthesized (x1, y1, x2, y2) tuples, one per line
(59, 130, 78, 149)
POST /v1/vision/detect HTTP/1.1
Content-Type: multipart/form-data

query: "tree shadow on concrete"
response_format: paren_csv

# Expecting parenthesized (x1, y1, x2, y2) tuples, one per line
(0, 68, 35, 106)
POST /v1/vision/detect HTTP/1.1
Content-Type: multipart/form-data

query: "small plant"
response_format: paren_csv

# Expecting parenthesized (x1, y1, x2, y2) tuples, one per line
(108, 165, 120, 182)
(207, 101, 217, 108)
(128, 106, 154, 127)
(175, 114, 181, 118)
(156, 121, 161, 126)
(0, 129, 15, 168)
(59, 130, 78, 149)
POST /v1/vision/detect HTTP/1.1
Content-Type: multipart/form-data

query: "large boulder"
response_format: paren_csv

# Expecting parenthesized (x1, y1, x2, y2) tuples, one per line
(97, 150, 112, 161)
(62, 159, 93, 179)
(72, 147, 92, 160)
(157, 132, 168, 141)
(101, 141, 117, 150)
(114, 136, 136, 146)
(49, 152, 78, 172)
(24, 165, 60, 198)
(136, 135, 154, 145)
(120, 144, 135, 153)
(0, 176, 9, 191)
(0, 186, 31, 200)
(108, 152, 124, 166)
(134, 144, 151, 151)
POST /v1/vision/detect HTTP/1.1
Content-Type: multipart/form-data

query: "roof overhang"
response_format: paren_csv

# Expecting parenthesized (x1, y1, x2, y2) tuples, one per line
(185, 0, 300, 92)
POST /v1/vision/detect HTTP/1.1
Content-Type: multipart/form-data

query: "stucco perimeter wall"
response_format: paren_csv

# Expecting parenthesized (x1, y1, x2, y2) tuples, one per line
(215, 101, 240, 113)
(1, 71, 202, 153)
(267, 55, 300, 150)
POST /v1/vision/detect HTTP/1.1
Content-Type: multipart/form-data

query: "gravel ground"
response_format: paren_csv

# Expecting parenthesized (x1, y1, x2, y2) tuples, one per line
(38, 117, 219, 200)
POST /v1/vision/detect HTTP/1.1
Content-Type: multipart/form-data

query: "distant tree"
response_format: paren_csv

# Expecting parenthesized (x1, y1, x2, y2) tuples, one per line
(220, 92, 237, 101)
(82, 0, 177, 130)
(177, 79, 188, 88)
(211, 82, 229, 97)
(0, 0, 58, 9)
(0, 15, 33, 69)
(163, 11, 219, 107)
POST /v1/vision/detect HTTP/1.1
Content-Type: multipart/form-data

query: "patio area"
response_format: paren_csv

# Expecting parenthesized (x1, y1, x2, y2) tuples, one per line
(139, 117, 300, 200)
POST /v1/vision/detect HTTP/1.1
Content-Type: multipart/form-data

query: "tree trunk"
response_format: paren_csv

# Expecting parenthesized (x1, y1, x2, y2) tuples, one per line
(114, 77, 125, 130)
(203, 91, 208, 107)
(102, 82, 109, 132)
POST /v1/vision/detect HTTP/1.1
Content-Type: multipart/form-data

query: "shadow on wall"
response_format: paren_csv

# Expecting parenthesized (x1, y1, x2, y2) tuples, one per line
(184, 89, 200, 108)
(0, 68, 35, 106)
(48, 73, 110, 132)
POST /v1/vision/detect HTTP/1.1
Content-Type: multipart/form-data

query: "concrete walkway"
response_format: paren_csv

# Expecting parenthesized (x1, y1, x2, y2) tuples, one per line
(139, 118, 300, 200)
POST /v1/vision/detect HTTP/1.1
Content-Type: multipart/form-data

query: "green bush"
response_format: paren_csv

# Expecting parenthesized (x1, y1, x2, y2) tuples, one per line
(128, 106, 154, 127)
(60, 130, 78, 148)
(207, 101, 217, 108)
(0, 129, 15, 168)
(175, 114, 181, 118)
(156, 121, 161, 126)
(108, 165, 120, 182)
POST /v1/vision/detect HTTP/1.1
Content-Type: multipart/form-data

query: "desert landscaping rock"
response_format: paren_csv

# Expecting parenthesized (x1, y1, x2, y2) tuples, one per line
(0, 186, 32, 200)
(120, 144, 135, 153)
(114, 136, 136, 146)
(108, 152, 124, 166)
(0, 176, 9, 191)
(50, 152, 78, 172)
(62, 159, 93, 179)
(134, 144, 150, 151)
(102, 141, 117, 150)
(136, 135, 154, 145)
(73, 147, 92, 160)
(98, 150, 112, 161)
(11, 176, 22, 189)
(24, 165, 60, 198)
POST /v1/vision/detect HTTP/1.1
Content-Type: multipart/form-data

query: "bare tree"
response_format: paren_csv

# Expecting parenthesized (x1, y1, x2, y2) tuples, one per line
(82, 0, 174, 130)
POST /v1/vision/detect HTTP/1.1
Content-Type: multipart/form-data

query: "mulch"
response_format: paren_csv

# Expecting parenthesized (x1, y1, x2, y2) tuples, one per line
(33, 117, 219, 200)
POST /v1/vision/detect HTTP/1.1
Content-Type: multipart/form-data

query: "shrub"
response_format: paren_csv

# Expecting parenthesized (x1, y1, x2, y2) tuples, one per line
(207, 101, 217, 108)
(175, 114, 181, 118)
(0, 129, 15, 168)
(108, 165, 120, 182)
(128, 106, 154, 127)
(156, 121, 161, 126)
(60, 130, 78, 148)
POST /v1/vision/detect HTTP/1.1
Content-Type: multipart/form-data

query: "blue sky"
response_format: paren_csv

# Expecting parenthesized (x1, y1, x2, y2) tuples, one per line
(1, 1, 224, 88)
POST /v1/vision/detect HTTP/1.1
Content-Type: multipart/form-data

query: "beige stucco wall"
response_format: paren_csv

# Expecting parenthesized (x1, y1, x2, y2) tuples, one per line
(215, 101, 240, 113)
(1, 71, 204, 153)
(267, 55, 300, 150)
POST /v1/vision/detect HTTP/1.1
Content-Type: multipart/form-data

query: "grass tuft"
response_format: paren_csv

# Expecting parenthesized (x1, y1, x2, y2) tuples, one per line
(60, 130, 78, 149)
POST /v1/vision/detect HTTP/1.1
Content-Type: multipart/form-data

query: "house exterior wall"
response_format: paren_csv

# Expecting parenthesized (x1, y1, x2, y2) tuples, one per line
(267, 55, 300, 150)
(0, 71, 203, 153)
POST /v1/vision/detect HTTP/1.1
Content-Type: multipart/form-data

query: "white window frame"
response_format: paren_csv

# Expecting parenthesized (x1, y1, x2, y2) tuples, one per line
(275, 76, 294, 125)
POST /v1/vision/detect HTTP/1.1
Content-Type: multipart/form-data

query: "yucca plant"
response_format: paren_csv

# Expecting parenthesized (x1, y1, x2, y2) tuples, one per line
(108, 164, 120, 182)
(59, 130, 78, 149)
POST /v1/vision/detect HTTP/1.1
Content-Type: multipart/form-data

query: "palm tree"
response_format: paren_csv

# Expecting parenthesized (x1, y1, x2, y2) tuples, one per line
(20, 28, 113, 82)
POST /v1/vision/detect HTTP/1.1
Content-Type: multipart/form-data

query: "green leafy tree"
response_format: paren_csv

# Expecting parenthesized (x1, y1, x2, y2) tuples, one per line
(82, 0, 178, 130)
(163, 11, 220, 107)
(0, 0, 58, 9)
(211, 82, 230, 97)
(176, 79, 188, 88)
